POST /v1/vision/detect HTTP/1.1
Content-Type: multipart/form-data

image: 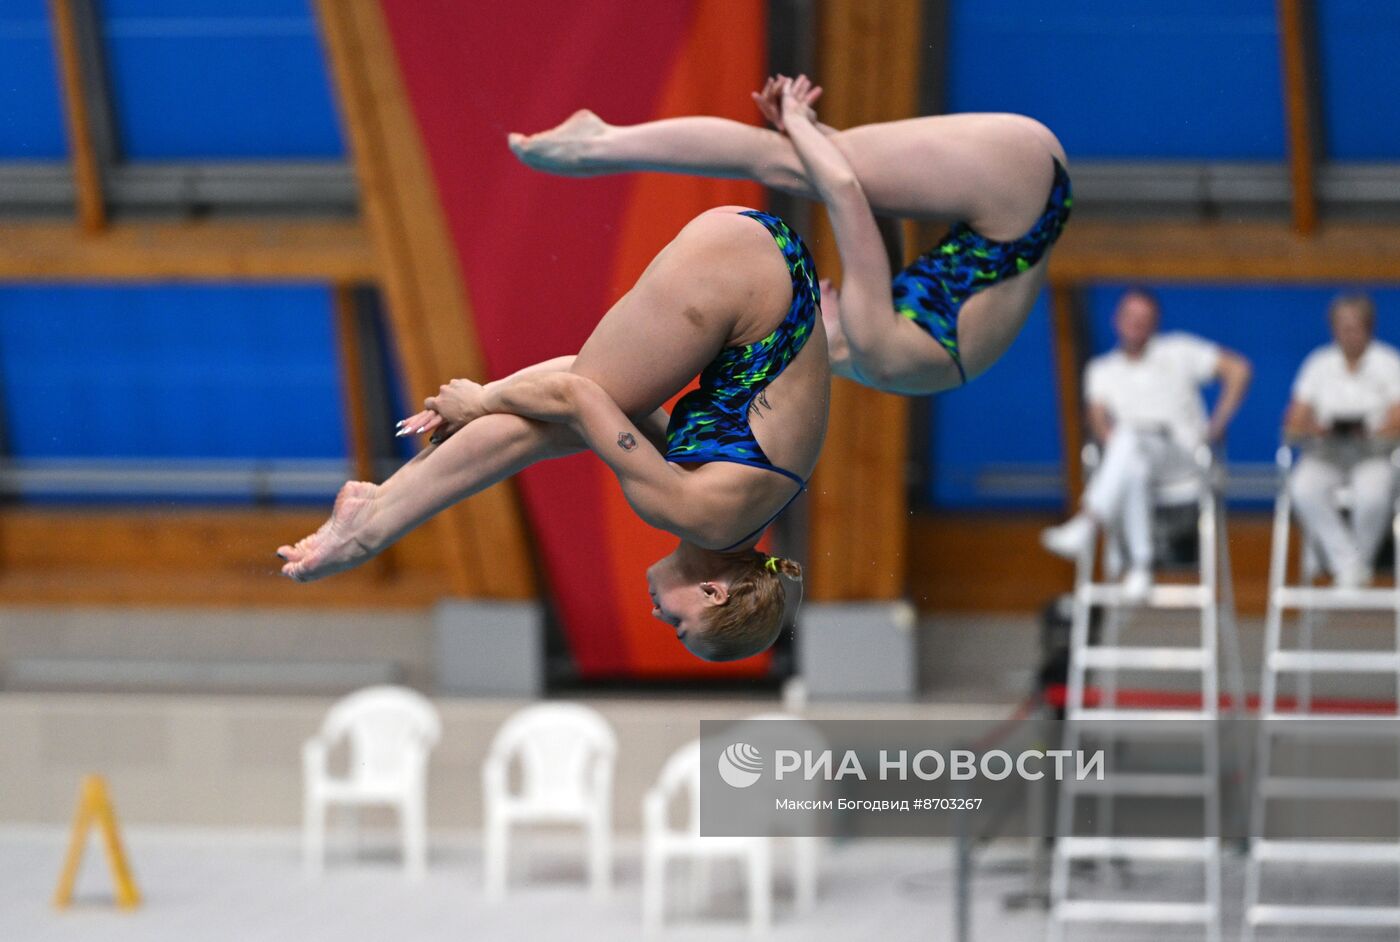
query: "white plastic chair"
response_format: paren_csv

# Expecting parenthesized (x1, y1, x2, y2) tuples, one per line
(745, 713, 821, 914)
(482, 702, 618, 899)
(642, 719, 822, 937)
(643, 740, 772, 935)
(302, 685, 441, 879)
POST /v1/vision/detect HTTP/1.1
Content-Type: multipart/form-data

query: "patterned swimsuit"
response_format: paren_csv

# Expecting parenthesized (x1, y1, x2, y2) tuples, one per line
(891, 157, 1073, 383)
(664, 209, 818, 550)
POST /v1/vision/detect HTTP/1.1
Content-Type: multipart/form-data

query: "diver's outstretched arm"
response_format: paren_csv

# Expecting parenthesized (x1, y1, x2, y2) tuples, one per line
(279, 360, 674, 582)
(277, 411, 580, 582)
(409, 370, 722, 546)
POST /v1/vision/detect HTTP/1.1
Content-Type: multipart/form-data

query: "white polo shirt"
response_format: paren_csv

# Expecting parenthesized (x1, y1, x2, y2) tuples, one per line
(1291, 341, 1400, 432)
(1085, 333, 1221, 447)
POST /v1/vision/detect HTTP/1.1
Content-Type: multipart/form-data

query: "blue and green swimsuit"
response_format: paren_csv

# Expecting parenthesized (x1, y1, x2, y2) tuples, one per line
(664, 209, 818, 550)
(892, 157, 1073, 383)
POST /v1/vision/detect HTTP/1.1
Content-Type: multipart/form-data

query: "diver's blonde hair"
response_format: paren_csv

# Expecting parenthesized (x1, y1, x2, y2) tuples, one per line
(692, 553, 803, 662)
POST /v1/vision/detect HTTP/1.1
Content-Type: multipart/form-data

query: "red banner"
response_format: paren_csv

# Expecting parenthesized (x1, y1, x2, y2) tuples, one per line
(382, 1, 770, 677)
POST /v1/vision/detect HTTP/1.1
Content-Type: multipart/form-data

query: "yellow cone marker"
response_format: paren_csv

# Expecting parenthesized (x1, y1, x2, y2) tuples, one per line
(52, 774, 141, 910)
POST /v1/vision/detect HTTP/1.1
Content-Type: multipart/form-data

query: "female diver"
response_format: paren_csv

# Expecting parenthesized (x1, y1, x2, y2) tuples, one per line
(277, 189, 827, 662)
(510, 75, 1072, 395)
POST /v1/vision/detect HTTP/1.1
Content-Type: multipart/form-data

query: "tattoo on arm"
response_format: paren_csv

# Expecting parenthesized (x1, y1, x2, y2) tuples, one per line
(617, 432, 638, 452)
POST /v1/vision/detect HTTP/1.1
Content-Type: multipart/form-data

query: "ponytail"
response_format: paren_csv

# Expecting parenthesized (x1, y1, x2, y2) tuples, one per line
(762, 554, 803, 580)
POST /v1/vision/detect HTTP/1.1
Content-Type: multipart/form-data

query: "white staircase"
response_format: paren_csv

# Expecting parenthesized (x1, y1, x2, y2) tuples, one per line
(1242, 446, 1400, 939)
(1048, 445, 1245, 942)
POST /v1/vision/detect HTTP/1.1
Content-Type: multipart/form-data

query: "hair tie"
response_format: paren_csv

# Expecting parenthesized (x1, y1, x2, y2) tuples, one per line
(764, 556, 780, 573)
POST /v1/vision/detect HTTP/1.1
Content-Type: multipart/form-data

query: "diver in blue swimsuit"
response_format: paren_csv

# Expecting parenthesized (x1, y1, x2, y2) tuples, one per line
(279, 206, 827, 664)
(511, 76, 1072, 396)
(664, 209, 817, 550)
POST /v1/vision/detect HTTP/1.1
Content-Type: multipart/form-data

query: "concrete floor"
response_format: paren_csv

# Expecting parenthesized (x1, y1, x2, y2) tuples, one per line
(9, 827, 1398, 942)
(0, 827, 1048, 942)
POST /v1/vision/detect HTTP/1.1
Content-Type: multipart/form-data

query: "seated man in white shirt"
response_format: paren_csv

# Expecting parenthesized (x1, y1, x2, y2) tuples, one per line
(1041, 287, 1252, 601)
(1285, 292, 1400, 587)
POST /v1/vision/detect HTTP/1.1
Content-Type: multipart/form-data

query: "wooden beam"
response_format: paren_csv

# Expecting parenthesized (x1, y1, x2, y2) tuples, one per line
(48, 0, 105, 231)
(0, 510, 444, 607)
(1049, 284, 1086, 507)
(0, 505, 1285, 614)
(333, 285, 376, 484)
(805, 0, 921, 602)
(1050, 219, 1400, 283)
(910, 511, 1277, 615)
(315, 0, 536, 599)
(1278, 0, 1319, 236)
(0, 220, 376, 281)
(332, 284, 398, 581)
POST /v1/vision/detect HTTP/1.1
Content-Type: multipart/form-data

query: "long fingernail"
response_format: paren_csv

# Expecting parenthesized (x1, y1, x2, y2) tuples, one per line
(395, 429, 409, 437)
(395, 419, 406, 428)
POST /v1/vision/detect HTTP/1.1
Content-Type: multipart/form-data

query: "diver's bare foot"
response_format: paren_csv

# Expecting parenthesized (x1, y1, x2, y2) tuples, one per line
(508, 109, 611, 176)
(276, 504, 343, 564)
(278, 482, 380, 583)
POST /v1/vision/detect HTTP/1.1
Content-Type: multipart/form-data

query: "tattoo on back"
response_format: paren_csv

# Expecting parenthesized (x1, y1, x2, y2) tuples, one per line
(748, 389, 772, 419)
(617, 432, 638, 452)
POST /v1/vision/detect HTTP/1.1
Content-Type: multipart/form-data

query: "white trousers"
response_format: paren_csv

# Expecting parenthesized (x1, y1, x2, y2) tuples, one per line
(1084, 427, 1198, 569)
(1289, 451, 1396, 575)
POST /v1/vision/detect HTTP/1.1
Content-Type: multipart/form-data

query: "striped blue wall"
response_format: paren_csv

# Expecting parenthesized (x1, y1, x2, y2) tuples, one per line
(0, 285, 345, 460)
(7, 0, 1400, 509)
(1317, 1, 1400, 160)
(100, 0, 343, 159)
(0, 0, 66, 158)
(947, 0, 1285, 159)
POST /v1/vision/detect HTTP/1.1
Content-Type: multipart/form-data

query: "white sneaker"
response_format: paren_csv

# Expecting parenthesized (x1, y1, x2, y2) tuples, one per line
(1121, 568, 1153, 605)
(1040, 515, 1095, 560)
(1336, 562, 1373, 589)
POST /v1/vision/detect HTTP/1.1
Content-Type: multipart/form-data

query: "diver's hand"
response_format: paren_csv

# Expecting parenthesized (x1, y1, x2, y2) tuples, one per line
(397, 378, 487, 444)
(424, 378, 486, 425)
(755, 74, 822, 132)
(778, 74, 822, 128)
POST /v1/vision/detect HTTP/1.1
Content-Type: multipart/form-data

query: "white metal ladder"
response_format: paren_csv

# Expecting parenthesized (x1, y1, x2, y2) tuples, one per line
(1242, 445, 1400, 939)
(1048, 445, 1245, 942)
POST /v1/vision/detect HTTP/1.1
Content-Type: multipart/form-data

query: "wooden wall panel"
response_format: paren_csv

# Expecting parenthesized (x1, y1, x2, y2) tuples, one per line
(806, 0, 921, 601)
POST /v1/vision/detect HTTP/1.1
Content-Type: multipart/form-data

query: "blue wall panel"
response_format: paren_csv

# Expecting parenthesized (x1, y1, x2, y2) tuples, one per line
(948, 0, 1285, 159)
(100, 0, 343, 159)
(0, 0, 67, 158)
(929, 293, 1062, 507)
(0, 284, 345, 460)
(1317, 1, 1400, 160)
